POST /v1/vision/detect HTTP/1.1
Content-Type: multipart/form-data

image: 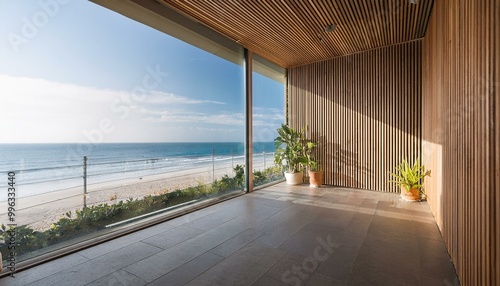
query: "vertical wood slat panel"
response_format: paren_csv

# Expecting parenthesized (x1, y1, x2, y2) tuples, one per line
(287, 41, 421, 192)
(494, 0, 500, 282)
(422, 0, 500, 285)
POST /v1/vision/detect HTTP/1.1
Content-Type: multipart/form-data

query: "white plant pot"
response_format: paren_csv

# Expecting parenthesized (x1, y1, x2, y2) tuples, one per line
(284, 172, 303, 185)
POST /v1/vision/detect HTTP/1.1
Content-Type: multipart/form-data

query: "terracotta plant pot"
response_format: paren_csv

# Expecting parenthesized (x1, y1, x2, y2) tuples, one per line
(400, 186, 421, 201)
(284, 172, 303, 185)
(308, 171, 323, 188)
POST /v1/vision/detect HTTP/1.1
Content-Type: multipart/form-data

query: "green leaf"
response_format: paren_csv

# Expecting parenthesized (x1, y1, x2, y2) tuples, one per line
(388, 158, 431, 192)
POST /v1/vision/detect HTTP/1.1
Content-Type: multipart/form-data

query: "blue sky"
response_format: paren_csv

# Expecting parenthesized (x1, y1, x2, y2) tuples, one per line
(0, 0, 284, 143)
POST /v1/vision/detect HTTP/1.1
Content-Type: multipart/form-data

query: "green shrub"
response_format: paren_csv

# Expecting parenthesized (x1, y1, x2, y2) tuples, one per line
(254, 166, 283, 186)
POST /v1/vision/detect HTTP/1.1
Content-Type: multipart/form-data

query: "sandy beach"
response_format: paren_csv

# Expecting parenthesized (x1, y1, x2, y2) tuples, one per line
(0, 155, 276, 231)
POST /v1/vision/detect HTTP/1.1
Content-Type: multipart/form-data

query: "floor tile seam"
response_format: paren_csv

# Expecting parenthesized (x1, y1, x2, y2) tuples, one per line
(69, 252, 93, 265)
(315, 265, 351, 284)
(210, 206, 284, 232)
(136, 225, 192, 247)
(180, 252, 226, 285)
(258, 203, 309, 224)
(7, 252, 91, 286)
(255, 191, 298, 202)
(251, 274, 285, 286)
(140, 239, 170, 250)
(253, 273, 282, 286)
(78, 235, 154, 259)
(259, 203, 294, 212)
(347, 217, 375, 275)
(178, 206, 228, 223)
(187, 242, 290, 285)
(28, 250, 148, 286)
(241, 204, 291, 221)
(179, 220, 229, 232)
(210, 214, 256, 233)
(415, 233, 446, 241)
(146, 251, 225, 286)
(269, 222, 316, 254)
(84, 241, 165, 279)
(140, 225, 207, 251)
(285, 212, 314, 232)
(82, 268, 147, 286)
(73, 241, 163, 272)
(186, 224, 253, 253)
(207, 229, 265, 258)
(257, 251, 294, 285)
(186, 202, 248, 220)
(294, 201, 362, 214)
(185, 212, 233, 225)
(373, 210, 418, 222)
(414, 233, 451, 275)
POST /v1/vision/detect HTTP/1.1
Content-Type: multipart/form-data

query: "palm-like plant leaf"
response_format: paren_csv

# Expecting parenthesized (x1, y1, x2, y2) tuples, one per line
(389, 158, 431, 193)
(274, 124, 307, 173)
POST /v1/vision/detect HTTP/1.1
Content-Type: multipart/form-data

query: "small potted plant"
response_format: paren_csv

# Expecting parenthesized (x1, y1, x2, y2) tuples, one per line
(389, 158, 431, 201)
(274, 124, 307, 185)
(304, 141, 323, 187)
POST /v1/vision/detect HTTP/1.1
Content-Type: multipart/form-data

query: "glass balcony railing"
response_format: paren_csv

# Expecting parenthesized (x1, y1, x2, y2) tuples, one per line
(0, 146, 282, 266)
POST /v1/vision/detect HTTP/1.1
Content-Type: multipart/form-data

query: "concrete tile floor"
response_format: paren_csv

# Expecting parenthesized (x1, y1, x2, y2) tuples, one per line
(0, 183, 459, 286)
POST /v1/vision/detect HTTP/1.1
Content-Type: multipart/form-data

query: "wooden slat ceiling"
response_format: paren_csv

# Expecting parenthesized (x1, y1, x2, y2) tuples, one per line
(159, 0, 434, 67)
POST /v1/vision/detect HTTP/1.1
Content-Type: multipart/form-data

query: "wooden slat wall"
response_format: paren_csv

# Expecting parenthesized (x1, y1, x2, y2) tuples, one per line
(288, 41, 422, 192)
(422, 0, 500, 285)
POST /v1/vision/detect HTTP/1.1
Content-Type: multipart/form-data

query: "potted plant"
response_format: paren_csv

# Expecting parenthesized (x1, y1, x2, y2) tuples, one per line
(389, 158, 431, 201)
(274, 124, 307, 185)
(304, 141, 323, 188)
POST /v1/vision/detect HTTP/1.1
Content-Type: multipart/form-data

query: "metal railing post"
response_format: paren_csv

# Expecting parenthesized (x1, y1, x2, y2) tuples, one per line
(263, 151, 266, 170)
(212, 148, 215, 183)
(83, 156, 87, 208)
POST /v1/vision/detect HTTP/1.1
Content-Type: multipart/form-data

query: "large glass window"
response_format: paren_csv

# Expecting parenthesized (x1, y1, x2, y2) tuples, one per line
(0, 1, 244, 266)
(252, 55, 285, 187)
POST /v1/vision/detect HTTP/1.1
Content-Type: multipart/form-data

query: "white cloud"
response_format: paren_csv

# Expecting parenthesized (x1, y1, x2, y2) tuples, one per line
(252, 107, 284, 126)
(144, 91, 225, 105)
(143, 112, 245, 125)
(1, 75, 123, 106)
(0, 75, 128, 128)
(254, 107, 283, 114)
(0, 75, 225, 110)
(140, 107, 283, 127)
(0, 75, 281, 143)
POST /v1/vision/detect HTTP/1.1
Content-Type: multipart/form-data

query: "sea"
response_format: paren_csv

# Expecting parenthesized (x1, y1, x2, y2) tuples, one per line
(0, 142, 275, 200)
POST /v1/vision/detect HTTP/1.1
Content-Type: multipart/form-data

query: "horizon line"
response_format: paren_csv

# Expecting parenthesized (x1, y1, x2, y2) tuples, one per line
(0, 141, 275, 144)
